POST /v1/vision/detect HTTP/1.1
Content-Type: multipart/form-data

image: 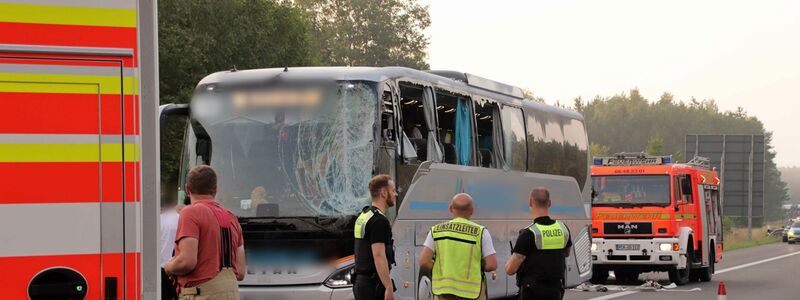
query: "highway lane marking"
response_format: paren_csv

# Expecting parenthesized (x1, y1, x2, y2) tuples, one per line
(715, 250, 800, 274)
(585, 291, 639, 300)
(585, 250, 800, 300)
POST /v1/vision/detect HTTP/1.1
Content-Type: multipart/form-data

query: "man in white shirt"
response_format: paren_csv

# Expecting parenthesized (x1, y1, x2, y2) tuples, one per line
(418, 193, 497, 300)
(160, 198, 180, 299)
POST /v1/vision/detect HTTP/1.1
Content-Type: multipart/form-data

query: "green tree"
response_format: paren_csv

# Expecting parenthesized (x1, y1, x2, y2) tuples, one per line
(296, 0, 430, 69)
(158, 0, 319, 186)
(645, 134, 664, 156)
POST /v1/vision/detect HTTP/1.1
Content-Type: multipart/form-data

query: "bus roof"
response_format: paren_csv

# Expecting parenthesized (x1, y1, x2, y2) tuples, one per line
(195, 66, 584, 121)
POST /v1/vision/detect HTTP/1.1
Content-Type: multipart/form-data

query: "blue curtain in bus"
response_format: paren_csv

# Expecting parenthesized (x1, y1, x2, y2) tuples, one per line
(455, 97, 471, 166)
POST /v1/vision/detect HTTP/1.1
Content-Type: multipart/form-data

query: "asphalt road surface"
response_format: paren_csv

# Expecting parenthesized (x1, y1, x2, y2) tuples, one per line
(564, 242, 800, 300)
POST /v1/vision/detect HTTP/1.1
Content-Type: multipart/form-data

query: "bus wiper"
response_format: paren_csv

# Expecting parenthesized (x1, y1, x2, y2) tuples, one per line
(240, 216, 341, 237)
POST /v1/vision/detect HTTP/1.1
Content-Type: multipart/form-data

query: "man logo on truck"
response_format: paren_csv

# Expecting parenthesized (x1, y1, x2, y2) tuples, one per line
(617, 223, 638, 234)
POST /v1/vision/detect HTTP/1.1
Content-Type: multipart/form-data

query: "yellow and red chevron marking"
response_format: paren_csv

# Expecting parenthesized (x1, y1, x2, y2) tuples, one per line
(0, 1, 142, 299)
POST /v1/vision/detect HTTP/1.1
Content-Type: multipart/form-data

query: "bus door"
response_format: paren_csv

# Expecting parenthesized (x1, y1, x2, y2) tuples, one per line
(0, 54, 134, 299)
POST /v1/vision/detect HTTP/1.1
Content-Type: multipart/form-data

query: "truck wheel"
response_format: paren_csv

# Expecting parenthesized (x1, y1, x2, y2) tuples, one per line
(614, 269, 639, 284)
(669, 242, 692, 285)
(417, 269, 433, 300)
(698, 247, 714, 282)
(590, 266, 608, 285)
(669, 266, 691, 285)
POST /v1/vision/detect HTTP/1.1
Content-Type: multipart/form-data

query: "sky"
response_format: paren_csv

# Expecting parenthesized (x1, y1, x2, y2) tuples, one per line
(421, 0, 800, 167)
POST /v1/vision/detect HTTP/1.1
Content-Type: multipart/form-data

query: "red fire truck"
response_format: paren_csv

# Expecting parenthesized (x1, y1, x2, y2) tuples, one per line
(0, 1, 159, 298)
(589, 153, 723, 285)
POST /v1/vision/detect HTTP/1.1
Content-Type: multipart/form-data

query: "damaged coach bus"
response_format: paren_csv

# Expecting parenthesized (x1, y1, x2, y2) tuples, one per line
(161, 67, 592, 299)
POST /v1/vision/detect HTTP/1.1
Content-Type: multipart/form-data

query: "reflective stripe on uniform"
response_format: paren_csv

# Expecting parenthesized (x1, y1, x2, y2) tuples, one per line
(354, 209, 376, 239)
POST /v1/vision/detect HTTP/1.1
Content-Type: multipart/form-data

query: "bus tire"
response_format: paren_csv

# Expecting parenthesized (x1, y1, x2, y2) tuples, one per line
(417, 269, 433, 300)
(590, 266, 608, 285)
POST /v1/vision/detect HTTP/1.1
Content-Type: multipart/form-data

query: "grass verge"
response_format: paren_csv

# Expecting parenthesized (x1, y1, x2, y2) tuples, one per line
(725, 235, 781, 251)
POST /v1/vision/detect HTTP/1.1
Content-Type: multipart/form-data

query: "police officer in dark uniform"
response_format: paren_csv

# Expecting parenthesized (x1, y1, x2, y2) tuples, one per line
(505, 187, 572, 300)
(353, 175, 397, 300)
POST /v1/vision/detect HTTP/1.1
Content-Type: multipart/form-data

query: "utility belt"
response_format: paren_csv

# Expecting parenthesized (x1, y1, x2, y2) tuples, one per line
(518, 276, 563, 289)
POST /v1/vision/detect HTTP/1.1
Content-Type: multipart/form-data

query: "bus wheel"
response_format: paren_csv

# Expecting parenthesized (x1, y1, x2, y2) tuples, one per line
(590, 266, 609, 285)
(698, 246, 714, 282)
(417, 269, 433, 300)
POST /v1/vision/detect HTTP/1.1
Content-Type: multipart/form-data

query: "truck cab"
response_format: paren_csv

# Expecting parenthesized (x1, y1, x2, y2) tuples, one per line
(589, 153, 723, 285)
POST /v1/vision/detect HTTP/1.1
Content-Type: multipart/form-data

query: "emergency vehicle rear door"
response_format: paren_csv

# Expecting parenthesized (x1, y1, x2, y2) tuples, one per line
(0, 55, 131, 300)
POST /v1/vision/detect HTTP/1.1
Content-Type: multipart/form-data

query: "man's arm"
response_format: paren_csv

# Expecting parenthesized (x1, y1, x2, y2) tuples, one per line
(235, 245, 246, 281)
(371, 243, 393, 292)
(164, 237, 198, 275)
(418, 246, 434, 270)
(483, 254, 498, 272)
(504, 253, 526, 275)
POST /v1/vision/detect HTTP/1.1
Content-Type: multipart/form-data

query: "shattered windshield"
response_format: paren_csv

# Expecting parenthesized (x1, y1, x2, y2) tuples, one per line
(592, 175, 671, 206)
(183, 81, 377, 217)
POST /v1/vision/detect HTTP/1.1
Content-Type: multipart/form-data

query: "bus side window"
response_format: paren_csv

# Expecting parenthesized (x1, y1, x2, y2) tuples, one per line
(435, 90, 473, 166)
(500, 105, 527, 171)
(399, 83, 426, 159)
(474, 99, 500, 168)
(381, 90, 397, 144)
(524, 109, 545, 172)
(563, 117, 589, 187)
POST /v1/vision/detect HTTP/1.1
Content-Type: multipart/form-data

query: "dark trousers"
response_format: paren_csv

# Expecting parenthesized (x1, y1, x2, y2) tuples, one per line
(519, 281, 563, 300)
(160, 268, 178, 300)
(353, 274, 386, 300)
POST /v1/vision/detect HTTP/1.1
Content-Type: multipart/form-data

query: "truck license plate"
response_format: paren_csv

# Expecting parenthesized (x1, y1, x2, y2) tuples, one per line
(616, 244, 640, 251)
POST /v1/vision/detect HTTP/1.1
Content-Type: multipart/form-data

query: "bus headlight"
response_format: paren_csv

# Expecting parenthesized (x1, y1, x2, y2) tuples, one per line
(324, 265, 355, 289)
(591, 243, 597, 251)
(659, 243, 672, 251)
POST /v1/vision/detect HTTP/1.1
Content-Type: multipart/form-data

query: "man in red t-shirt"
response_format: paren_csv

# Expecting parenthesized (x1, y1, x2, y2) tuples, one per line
(165, 165, 246, 299)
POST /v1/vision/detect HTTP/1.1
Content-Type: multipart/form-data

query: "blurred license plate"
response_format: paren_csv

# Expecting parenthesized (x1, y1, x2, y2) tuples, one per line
(616, 244, 640, 251)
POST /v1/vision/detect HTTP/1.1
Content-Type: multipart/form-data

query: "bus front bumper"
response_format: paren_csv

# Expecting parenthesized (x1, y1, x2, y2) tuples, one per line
(591, 238, 686, 269)
(240, 284, 353, 300)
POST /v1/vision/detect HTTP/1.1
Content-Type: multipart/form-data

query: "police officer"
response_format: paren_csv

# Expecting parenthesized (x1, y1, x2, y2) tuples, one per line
(353, 175, 397, 300)
(418, 193, 497, 300)
(505, 187, 572, 300)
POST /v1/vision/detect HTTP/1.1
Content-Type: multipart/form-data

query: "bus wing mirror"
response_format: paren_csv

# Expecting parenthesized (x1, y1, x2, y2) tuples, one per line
(158, 103, 190, 154)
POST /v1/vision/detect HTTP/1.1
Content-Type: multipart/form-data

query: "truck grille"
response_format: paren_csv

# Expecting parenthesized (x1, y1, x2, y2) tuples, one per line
(603, 222, 652, 235)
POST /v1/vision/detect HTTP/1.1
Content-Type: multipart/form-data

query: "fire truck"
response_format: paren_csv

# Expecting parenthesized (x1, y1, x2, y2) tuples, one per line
(0, 1, 159, 299)
(589, 153, 723, 285)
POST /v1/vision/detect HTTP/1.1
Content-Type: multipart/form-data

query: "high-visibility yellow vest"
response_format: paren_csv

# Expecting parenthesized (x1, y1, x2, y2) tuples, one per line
(431, 217, 484, 299)
(528, 221, 570, 250)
